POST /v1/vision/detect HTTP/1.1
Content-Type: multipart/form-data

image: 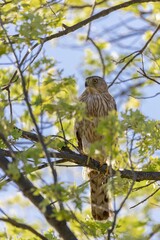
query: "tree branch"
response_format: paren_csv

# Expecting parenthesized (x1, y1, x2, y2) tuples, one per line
(3, 127, 160, 182)
(0, 150, 77, 240)
(1, 146, 160, 182)
(109, 23, 160, 88)
(0, 216, 48, 240)
(130, 187, 160, 209)
(2, 0, 160, 90)
(88, 37, 106, 78)
(50, 151, 160, 181)
(44, 0, 160, 43)
(108, 175, 136, 239)
(0, 21, 58, 183)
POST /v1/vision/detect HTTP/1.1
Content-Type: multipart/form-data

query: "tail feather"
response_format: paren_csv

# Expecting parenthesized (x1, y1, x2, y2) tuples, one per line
(89, 171, 110, 220)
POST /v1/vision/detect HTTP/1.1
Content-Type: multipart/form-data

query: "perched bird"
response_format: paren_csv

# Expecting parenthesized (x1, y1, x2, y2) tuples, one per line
(75, 76, 116, 220)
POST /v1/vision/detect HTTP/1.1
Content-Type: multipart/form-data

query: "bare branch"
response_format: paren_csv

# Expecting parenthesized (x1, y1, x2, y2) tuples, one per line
(108, 177, 136, 239)
(130, 187, 160, 209)
(65, 0, 106, 9)
(137, 68, 160, 85)
(109, 23, 160, 88)
(129, 92, 160, 99)
(0, 210, 48, 240)
(6, 88, 13, 123)
(88, 37, 106, 78)
(132, 180, 157, 191)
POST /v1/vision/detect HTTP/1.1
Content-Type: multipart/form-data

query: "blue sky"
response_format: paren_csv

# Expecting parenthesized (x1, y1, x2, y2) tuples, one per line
(0, 3, 160, 237)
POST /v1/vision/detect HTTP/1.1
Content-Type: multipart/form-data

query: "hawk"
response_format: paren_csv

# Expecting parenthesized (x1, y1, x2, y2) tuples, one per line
(75, 76, 116, 220)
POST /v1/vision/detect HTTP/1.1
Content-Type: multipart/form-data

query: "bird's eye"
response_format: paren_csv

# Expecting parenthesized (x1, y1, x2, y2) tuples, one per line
(93, 79, 98, 84)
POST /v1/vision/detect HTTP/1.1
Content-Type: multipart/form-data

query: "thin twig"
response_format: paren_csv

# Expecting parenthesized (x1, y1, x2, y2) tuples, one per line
(0, 208, 48, 240)
(137, 68, 160, 85)
(15, 126, 78, 151)
(86, 1, 106, 78)
(57, 112, 67, 146)
(129, 92, 160, 99)
(130, 187, 160, 209)
(66, 203, 91, 240)
(108, 177, 136, 239)
(109, 23, 160, 88)
(65, 0, 106, 9)
(86, 0, 96, 39)
(0, 18, 58, 183)
(0, 150, 78, 240)
(88, 37, 106, 78)
(2, 0, 160, 90)
(7, 88, 13, 123)
(132, 180, 157, 191)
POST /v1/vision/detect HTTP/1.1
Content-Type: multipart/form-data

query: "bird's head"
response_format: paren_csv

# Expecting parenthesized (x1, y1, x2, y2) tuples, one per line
(85, 76, 108, 93)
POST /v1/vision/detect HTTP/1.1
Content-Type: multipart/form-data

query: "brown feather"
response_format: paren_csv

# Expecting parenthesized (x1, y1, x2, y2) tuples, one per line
(75, 76, 116, 220)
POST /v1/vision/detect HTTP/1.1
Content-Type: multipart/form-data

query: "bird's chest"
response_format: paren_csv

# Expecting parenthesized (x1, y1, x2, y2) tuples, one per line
(80, 94, 109, 143)
(85, 94, 109, 117)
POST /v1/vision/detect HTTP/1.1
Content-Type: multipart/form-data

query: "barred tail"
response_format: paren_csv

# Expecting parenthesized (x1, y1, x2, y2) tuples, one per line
(89, 171, 110, 220)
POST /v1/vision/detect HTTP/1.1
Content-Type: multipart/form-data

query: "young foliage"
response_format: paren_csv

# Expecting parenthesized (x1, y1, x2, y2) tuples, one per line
(0, 0, 160, 239)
